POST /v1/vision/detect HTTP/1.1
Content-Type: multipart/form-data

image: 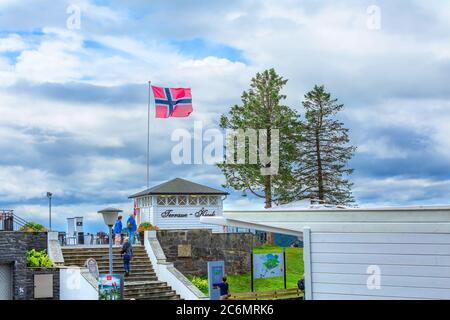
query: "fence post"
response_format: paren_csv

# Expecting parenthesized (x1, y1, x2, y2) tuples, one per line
(303, 227, 313, 300)
(283, 248, 287, 289)
(250, 250, 254, 292)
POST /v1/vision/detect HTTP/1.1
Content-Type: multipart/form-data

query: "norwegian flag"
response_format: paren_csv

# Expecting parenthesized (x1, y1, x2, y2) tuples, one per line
(151, 84, 193, 118)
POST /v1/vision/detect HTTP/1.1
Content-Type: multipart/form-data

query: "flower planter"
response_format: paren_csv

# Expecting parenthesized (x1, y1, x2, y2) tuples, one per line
(137, 223, 159, 244)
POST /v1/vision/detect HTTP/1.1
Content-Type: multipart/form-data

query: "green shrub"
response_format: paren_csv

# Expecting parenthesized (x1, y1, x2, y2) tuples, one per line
(19, 222, 47, 232)
(25, 249, 53, 268)
(191, 276, 208, 294)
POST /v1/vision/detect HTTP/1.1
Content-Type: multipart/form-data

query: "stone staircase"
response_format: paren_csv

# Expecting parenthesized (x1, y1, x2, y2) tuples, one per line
(61, 246, 180, 300)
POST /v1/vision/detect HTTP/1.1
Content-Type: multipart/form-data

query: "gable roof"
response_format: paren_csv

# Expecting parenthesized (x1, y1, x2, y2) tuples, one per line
(128, 178, 229, 198)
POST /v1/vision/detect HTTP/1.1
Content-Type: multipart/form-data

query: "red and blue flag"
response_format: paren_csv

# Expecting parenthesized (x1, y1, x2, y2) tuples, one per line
(151, 85, 193, 118)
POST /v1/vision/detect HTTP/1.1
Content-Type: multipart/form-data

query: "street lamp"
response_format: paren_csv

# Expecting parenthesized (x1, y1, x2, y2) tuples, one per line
(98, 207, 122, 275)
(46, 192, 52, 231)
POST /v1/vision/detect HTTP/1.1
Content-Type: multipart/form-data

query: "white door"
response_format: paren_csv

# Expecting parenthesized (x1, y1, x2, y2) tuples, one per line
(0, 264, 12, 300)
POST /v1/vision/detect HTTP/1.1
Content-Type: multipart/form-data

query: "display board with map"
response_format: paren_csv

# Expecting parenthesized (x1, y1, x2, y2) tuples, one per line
(252, 252, 285, 279)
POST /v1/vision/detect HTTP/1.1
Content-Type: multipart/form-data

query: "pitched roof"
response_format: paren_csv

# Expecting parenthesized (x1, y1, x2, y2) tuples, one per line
(128, 178, 229, 198)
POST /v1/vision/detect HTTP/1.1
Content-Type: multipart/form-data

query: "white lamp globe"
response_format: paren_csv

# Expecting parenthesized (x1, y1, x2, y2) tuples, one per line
(98, 207, 122, 227)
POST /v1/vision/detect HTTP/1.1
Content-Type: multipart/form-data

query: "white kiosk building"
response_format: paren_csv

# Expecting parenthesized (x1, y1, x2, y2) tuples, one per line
(129, 178, 229, 232)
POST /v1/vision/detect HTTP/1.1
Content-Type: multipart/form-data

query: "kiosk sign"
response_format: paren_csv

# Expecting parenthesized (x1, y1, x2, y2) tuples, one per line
(207, 261, 225, 300)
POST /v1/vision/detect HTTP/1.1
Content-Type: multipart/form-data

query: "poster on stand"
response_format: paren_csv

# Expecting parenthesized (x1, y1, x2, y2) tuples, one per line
(98, 274, 123, 300)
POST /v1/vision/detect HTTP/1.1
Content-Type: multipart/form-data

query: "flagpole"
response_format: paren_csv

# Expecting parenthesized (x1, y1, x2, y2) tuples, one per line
(147, 81, 151, 189)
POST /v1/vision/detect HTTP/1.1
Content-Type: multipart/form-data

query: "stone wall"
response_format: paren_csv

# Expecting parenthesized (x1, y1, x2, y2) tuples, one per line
(157, 229, 263, 276)
(0, 231, 59, 300)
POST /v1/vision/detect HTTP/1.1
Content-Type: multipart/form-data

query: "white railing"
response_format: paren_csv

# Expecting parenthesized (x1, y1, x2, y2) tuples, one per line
(144, 230, 208, 300)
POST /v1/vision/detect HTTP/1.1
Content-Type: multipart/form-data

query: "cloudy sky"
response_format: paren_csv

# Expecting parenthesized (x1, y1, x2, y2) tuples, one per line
(1, 0, 449, 233)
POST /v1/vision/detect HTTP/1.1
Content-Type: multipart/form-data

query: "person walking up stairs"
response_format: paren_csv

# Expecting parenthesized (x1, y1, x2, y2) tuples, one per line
(61, 245, 180, 300)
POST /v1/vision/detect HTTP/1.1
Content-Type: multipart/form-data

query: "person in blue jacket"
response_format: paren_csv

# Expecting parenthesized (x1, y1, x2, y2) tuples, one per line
(213, 277, 230, 300)
(121, 237, 133, 276)
(126, 214, 137, 244)
(113, 216, 123, 245)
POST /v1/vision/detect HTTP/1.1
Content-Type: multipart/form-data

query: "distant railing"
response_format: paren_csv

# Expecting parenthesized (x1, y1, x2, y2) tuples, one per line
(0, 209, 28, 231)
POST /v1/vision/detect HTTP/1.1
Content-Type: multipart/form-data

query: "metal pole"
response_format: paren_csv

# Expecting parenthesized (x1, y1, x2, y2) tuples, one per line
(250, 250, 254, 292)
(109, 226, 113, 275)
(283, 248, 287, 289)
(49, 195, 52, 231)
(147, 81, 151, 189)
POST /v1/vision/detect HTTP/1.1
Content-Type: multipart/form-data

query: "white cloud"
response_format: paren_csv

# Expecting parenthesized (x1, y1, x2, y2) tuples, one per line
(75, 0, 125, 23)
(15, 30, 83, 83)
(357, 138, 408, 159)
(353, 176, 450, 206)
(0, 166, 64, 201)
(0, 34, 28, 52)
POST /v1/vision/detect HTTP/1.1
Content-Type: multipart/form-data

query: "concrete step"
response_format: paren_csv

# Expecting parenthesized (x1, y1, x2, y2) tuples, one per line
(63, 254, 149, 258)
(64, 262, 153, 268)
(134, 293, 181, 300)
(99, 271, 156, 278)
(61, 245, 145, 249)
(98, 268, 155, 274)
(62, 248, 147, 252)
(63, 256, 151, 261)
(63, 258, 152, 265)
(121, 276, 159, 282)
(124, 285, 174, 294)
(124, 289, 178, 300)
(124, 280, 168, 288)
(62, 248, 148, 254)
(66, 265, 154, 272)
(112, 275, 159, 282)
(64, 257, 150, 262)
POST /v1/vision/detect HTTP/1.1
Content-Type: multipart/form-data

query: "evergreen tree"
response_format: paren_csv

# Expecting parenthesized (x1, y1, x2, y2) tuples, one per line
(217, 69, 302, 241)
(294, 85, 356, 205)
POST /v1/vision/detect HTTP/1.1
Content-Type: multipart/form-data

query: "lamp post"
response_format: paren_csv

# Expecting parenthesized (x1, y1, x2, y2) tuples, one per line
(98, 207, 122, 275)
(46, 192, 52, 231)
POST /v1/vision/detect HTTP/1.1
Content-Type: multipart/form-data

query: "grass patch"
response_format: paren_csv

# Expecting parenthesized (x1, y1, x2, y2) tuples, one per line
(188, 245, 303, 295)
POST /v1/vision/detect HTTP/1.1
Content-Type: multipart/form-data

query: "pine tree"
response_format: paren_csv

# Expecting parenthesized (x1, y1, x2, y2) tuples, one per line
(294, 85, 356, 205)
(217, 69, 302, 242)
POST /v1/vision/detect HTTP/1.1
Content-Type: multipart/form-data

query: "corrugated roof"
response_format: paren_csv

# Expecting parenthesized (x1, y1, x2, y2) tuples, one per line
(128, 177, 229, 198)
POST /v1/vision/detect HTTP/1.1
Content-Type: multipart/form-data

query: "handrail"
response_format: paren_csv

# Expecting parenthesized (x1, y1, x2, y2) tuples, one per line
(13, 214, 28, 226)
(229, 288, 303, 300)
(0, 209, 29, 231)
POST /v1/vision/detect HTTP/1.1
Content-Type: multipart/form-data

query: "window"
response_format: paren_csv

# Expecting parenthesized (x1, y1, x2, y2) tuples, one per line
(178, 196, 187, 205)
(167, 196, 177, 206)
(199, 196, 208, 205)
(209, 196, 218, 206)
(188, 196, 198, 206)
(157, 196, 166, 205)
(144, 196, 152, 207)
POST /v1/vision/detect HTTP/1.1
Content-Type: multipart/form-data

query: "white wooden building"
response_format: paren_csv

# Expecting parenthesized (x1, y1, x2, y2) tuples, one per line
(201, 205, 450, 300)
(129, 178, 228, 232)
